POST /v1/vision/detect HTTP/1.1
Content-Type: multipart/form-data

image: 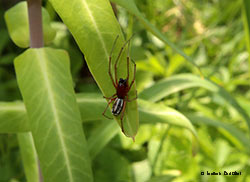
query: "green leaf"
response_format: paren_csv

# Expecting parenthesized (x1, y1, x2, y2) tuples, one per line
(93, 148, 132, 182)
(0, 101, 29, 133)
(14, 48, 93, 182)
(111, 0, 202, 75)
(4, 1, 56, 48)
(87, 120, 119, 160)
(17, 132, 40, 182)
(49, 0, 139, 139)
(138, 100, 197, 138)
(187, 114, 250, 153)
(139, 74, 216, 102)
(139, 74, 250, 134)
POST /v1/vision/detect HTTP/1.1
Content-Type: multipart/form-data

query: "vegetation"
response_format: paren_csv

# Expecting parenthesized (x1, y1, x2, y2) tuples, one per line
(0, 0, 250, 182)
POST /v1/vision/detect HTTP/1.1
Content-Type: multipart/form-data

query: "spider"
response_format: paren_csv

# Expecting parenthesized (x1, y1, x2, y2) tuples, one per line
(102, 35, 137, 133)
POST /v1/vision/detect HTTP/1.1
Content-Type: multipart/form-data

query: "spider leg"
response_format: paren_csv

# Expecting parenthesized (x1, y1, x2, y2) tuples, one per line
(125, 91, 137, 102)
(102, 97, 116, 119)
(128, 58, 136, 91)
(103, 93, 117, 100)
(115, 36, 134, 85)
(120, 101, 127, 133)
(126, 40, 131, 81)
(109, 35, 119, 88)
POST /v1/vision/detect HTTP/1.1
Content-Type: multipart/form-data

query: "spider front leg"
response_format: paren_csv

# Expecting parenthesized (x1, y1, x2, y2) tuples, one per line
(109, 36, 119, 88)
(103, 93, 117, 100)
(109, 56, 117, 88)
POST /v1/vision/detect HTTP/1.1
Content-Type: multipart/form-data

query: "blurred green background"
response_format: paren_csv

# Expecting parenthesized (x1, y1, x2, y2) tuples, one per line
(0, 0, 250, 182)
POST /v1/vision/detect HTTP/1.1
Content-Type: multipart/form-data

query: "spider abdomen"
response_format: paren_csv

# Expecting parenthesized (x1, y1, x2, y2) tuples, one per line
(112, 98, 124, 116)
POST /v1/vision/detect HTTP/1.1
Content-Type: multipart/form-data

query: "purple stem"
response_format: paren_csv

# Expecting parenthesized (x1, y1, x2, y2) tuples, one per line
(27, 0, 44, 48)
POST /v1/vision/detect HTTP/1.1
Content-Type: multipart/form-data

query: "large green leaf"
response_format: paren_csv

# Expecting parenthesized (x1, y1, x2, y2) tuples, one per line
(14, 48, 93, 182)
(17, 132, 40, 182)
(139, 74, 250, 133)
(4, 1, 55, 48)
(111, 0, 202, 75)
(49, 0, 138, 139)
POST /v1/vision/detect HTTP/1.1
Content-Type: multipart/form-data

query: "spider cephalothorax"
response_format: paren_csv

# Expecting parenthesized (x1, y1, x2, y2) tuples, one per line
(102, 35, 137, 132)
(118, 78, 127, 85)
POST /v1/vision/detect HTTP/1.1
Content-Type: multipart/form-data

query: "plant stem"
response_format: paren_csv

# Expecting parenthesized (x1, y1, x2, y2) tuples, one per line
(27, 0, 44, 48)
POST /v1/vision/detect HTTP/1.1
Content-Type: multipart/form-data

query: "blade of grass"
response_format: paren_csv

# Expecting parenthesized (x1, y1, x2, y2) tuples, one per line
(139, 74, 250, 135)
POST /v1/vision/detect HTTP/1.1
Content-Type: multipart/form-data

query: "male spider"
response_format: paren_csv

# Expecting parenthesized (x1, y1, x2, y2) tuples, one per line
(102, 35, 137, 133)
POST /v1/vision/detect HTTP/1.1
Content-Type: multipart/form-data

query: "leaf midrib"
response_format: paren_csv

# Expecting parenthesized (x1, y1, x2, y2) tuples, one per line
(81, 0, 109, 60)
(37, 50, 73, 182)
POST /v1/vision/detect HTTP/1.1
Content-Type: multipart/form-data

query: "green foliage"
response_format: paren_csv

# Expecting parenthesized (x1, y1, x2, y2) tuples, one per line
(139, 74, 250, 132)
(14, 48, 93, 182)
(0, 0, 250, 182)
(0, 101, 29, 133)
(49, 0, 139, 138)
(17, 133, 39, 182)
(188, 115, 250, 153)
(4, 2, 55, 48)
(112, 0, 202, 75)
(0, 93, 197, 157)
